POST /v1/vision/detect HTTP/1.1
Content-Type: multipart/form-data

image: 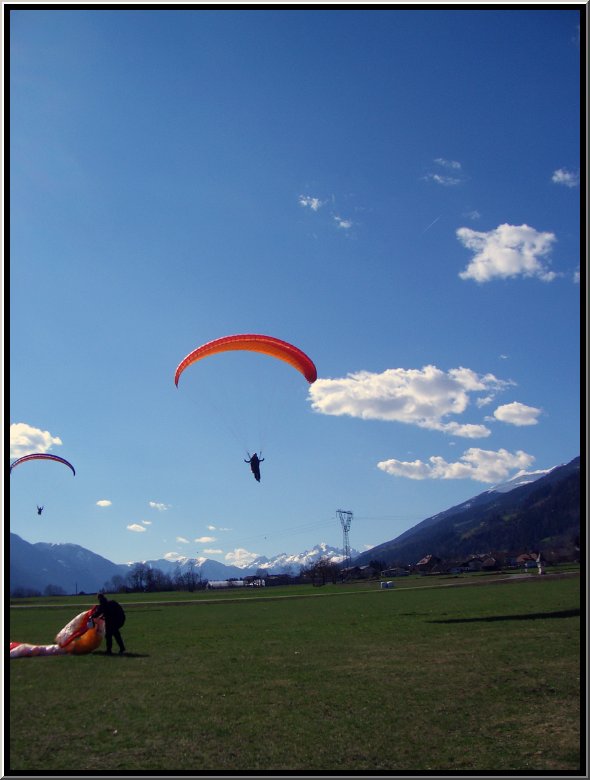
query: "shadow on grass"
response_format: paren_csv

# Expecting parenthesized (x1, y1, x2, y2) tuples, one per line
(429, 608, 579, 624)
(92, 651, 150, 657)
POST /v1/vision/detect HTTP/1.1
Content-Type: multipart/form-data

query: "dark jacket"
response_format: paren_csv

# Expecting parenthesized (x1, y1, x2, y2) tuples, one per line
(93, 597, 125, 629)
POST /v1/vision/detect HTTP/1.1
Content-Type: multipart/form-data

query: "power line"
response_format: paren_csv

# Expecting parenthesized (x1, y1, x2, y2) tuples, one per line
(226, 514, 339, 549)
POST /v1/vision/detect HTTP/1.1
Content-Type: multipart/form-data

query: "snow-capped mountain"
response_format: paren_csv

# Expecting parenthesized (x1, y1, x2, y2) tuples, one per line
(241, 542, 359, 572)
(130, 542, 356, 578)
(123, 555, 247, 581)
(487, 467, 555, 493)
(383, 463, 557, 549)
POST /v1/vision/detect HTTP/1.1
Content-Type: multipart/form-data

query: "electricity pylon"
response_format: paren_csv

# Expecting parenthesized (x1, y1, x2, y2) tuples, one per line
(337, 509, 353, 568)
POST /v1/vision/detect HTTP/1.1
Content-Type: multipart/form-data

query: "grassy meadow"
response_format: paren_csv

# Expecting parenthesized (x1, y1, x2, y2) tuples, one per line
(8, 573, 581, 773)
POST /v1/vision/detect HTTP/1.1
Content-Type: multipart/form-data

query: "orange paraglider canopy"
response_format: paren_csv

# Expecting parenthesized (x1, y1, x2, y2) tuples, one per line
(174, 334, 317, 386)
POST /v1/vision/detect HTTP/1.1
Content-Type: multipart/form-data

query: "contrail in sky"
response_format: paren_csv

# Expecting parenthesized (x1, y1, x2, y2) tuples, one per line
(423, 215, 442, 233)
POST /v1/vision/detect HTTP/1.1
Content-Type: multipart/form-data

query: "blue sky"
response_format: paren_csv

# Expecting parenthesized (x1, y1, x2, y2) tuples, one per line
(8, 6, 582, 567)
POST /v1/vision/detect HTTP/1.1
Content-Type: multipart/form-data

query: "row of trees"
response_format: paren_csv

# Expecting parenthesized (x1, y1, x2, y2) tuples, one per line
(102, 562, 205, 593)
(11, 584, 69, 598)
(11, 561, 331, 598)
(298, 557, 383, 585)
(103, 559, 359, 593)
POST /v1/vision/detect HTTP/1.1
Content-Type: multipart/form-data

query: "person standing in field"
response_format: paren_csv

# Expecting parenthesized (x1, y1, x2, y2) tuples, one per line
(92, 592, 126, 655)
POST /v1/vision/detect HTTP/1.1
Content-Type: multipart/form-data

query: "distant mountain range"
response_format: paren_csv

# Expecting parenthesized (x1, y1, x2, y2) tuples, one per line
(8, 535, 355, 595)
(9, 456, 579, 595)
(118, 541, 356, 585)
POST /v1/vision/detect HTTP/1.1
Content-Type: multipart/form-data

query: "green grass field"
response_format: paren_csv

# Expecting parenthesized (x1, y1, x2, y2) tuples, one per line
(8, 573, 581, 772)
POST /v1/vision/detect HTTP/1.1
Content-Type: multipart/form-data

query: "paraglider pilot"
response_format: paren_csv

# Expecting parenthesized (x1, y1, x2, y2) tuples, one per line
(37, 506, 44, 515)
(245, 452, 264, 482)
(91, 593, 126, 655)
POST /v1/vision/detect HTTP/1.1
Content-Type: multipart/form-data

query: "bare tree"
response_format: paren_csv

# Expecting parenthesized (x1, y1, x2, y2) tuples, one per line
(44, 584, 66, 596)
(102, 574, 128, 593)
(128, 562, 149, 592)
(303, 557, 340, 586)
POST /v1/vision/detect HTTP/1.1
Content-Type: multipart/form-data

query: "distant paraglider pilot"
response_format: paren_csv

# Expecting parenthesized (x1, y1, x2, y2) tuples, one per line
(245, 452, 264, 482)
(37, 506, 44, 515)
(92, 593, 126, 655)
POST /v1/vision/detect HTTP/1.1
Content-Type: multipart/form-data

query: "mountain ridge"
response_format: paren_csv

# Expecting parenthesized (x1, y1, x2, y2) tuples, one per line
(353, 457, 580, 567)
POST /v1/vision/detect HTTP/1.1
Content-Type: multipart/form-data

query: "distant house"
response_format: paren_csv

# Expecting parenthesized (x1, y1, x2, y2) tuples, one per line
(459, 555, 498, 572)
(414, 554, 442, 573)
(265, 574, 297, 586)
(243, 576, 266, 587)
(382, 567, 409, 577)
(516, 553, 538, 564)
(515, 553, 539, 569)
(206, 579, 245, 589)
(481, 556, 498, 571)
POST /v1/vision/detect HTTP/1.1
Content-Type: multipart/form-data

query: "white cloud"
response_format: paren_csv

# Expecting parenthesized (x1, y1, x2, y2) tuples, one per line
(225, 548, 260, 566)
(423, 158, 466, 187)
(195, 536, 216, 543)
(573, 268, 580, 284)
(176, 536, 190, 544)
(164, 551, 186, 562)
(149, 501, 170, 511)
(334, 215, 353, 229)
(299, 193, 357, 233)
(492, 401, 542, 426)
(142, 520, 152, 525)
(464, 210, 481, 221)
(204, 548, 223, 555)
(457, 223, 557, 282)
(10, 422, 63, 459)
(377, 448, 535, 483)
(424, 173, 462, 186)
(298, 194, 324, 211)
(309, 365, 513, 438)
(436, 421, 491, 438)
(551, 168, 579, 188)
(96, 499, 112, 507)
(475, 395, 495, 408)
(207, 524, 217, 531)
(434, 157, 462, 170)
(127, 524, 146, 533)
